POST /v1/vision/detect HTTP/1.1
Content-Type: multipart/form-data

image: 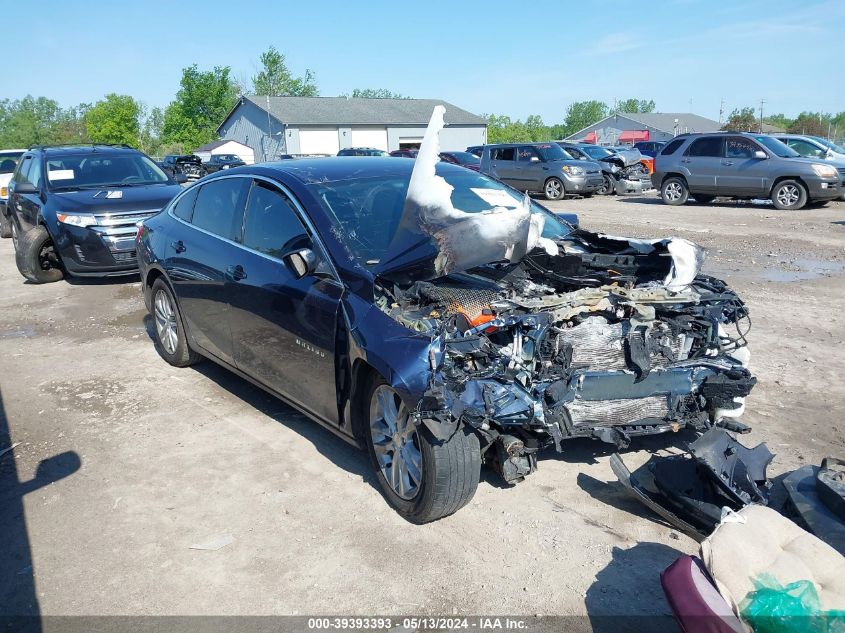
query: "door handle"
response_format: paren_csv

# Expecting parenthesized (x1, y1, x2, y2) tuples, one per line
(680, 159, 691, 164)
(722, 161, 734, 166)
(227, 264, 247, 281)
(171, 240, 186, 253)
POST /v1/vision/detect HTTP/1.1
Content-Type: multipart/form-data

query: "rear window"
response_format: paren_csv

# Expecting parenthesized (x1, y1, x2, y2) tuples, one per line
(660, 139, 686, 156)
(191, 178, 250, 241)
(172, 187, 199, 222)
(686, 137, 723, 157)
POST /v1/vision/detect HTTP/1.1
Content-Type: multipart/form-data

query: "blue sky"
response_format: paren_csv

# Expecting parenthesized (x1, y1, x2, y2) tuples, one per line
(5, 0, 844, 123)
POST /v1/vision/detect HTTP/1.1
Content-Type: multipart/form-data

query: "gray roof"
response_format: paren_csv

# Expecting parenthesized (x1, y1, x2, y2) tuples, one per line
(194, 140, 229, 152)
(235, 96, 487, 127)
(620, 112, 722, 133)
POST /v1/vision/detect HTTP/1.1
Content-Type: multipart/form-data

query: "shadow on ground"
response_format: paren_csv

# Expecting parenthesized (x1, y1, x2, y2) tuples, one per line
(0, 386, 81, 631)
(586, 541, 683, 633)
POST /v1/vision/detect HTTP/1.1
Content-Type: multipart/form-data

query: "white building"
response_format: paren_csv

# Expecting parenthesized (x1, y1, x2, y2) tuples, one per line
(193, 139, 255, 164)
(216, 96, 488, 161)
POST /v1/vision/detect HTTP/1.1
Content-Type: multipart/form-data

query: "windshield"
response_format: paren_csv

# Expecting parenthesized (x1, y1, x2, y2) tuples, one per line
(446, 151, 480, 165)
(581, 145, 613, 159)
(753, 136, 800, 158)
(219, 154, 239, 161)
(0, 151, 24, 173)
(308, 165, 573, 268)
(534, 143, 569, 161)
(811, 136, 845, 154)
(46, 153, 171, 190)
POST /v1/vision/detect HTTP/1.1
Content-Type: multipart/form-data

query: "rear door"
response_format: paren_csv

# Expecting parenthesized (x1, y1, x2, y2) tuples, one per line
(488, 147, 518, 186)
(164, 176, 251, 364)
(227, 178, 343, 424)
(681, 137, 723, 195)
(717, 136, 769, 198)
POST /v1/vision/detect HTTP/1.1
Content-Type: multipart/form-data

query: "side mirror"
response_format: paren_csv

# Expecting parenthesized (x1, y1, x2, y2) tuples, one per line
(753, 150, 768, 159)
(286, 248, 318, 279)
(15, 182, 38, 194)
(174, 173, 188, 184)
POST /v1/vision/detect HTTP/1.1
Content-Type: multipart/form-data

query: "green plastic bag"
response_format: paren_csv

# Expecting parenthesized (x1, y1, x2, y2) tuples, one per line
(739, 574, 845, 633)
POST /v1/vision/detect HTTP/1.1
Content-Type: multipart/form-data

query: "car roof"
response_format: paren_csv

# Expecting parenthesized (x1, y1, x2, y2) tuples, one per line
(34, 145, 141, 155)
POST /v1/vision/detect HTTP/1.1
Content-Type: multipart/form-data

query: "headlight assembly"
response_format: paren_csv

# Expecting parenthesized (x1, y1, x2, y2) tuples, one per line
(562, 165, 585, 176)
(811, 164, 837, 179)
(56, 213, 98, 228)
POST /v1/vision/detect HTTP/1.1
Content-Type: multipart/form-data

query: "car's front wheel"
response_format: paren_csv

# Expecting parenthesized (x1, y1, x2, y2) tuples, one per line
(15, 225, 64, 283)
(661, 177, 689, 206)
(544, 177, 565, 200)
(596, 174, 615, 195)
(150, 277, 199, 367)
(771, 180, 807, 210)
(364, 379, 480, 523)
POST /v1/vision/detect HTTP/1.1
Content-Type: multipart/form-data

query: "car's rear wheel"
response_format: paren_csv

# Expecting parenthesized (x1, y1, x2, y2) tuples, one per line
(0, 212, 11, 238)
(364, 379, 480, 523)
(150, 277, 199, 367)
(771, 180, 807, 210)
(15, 225, 64, 283)
(596, 174, 615, 195)
(544, 177, 565, 200)
(661, 177, 689, 206)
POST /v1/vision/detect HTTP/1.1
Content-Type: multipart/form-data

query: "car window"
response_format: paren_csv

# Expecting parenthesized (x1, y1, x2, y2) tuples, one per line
(27, 156, 42, 187)
(516, 146, 541, 162)
(14, 155, 32, 184)
(242, 180, 310, 259)
(787, 139, 825, 158)
(725, 137, 759, 159)
(172, 186, 199, 222)
(191, 177, 250, 241)
(0, 151, 23, 174)
(686, 137, 723, 157)
(660, 139, 685, 155)
(492, 148, 515, 161)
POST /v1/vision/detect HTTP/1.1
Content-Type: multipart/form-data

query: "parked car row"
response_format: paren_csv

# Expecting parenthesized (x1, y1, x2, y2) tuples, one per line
(652, 132, 844, 210)
(158, 153, 247, 180)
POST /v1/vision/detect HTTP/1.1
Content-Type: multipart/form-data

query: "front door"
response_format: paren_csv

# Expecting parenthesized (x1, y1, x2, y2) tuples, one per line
(515, 145, 545, 189)
(9, 154, 41, 234)
(226, 178, 343, 425)
(488, 147, 519, 187)
(164, 176, 251, 364)
(680, 136, 724, 195)
(717, 136, 770, 198)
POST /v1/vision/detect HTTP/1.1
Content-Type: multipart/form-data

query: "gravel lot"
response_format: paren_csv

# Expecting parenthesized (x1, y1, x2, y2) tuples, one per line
(1, 193, 843, 628)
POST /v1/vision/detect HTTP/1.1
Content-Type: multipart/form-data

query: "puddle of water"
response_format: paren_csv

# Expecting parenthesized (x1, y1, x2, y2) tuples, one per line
(0, 326, 36, 339)
(764, 258, 845, 283)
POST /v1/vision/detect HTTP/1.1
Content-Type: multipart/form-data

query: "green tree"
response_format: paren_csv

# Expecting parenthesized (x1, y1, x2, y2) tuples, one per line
(763, 113, 793, 132)
(562, 100, 609, 137)
(345, 88, 409, 99)
(161, 65, 238, 150)
(722, 107, 759, 132)
(616, 98, 656, 113)
(138, 106, 164, 156)
(0, 96, 64, 147)
(85, 94, 141, 146)
(788, 112, 828, 136)
(251, 46, 318, 96)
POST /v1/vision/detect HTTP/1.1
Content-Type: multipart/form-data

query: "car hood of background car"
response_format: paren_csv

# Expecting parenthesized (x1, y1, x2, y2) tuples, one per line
(51, 184, 183, 213)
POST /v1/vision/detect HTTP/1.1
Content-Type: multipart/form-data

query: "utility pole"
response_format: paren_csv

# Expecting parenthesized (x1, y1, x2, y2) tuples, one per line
(719, 98, 725, 125)
(759, 98, 765, 133)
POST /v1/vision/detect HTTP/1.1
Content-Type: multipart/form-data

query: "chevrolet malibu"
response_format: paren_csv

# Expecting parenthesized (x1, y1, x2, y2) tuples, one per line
(137, 109, 756, 523)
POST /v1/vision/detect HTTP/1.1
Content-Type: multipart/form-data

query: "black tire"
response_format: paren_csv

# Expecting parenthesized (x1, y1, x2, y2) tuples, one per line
(693, 195, 715, 204)
(661, 176, 689, 206)
(0, 212, 11, 239)
(363, 376, 480, 523)
(14, 225, 64, 283)
(771, 179, 807, 210)
(150, 277, 199, 367)
(543, 177, 565, 200)
(596, 174, 615, 195)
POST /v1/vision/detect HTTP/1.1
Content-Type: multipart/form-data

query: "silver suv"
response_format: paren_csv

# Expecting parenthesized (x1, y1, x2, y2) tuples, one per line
(652, 132, 841, 210)
(479, 143, 604, 200)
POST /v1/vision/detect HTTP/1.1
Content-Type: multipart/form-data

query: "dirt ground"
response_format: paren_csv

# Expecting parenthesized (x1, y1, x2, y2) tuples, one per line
(1, 193, 843, 628)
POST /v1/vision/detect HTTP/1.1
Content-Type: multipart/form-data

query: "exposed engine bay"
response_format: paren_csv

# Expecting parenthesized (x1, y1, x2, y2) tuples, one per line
(371, 105, 756, 486)
(375, 230, 755, 484)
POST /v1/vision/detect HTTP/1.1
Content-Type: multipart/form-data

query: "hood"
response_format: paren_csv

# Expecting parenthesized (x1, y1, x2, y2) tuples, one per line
(375, 107, 558, 284)
(51, 184, 182, 213)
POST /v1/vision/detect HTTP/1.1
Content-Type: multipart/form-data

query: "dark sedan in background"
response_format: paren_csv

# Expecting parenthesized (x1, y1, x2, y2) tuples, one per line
(203, 153, 247, 172)
(439, 151, 481, 171)
(136, 155, 756, 523)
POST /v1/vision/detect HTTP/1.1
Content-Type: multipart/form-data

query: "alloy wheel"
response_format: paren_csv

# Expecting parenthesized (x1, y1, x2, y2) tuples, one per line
(776, 184, 800, 207)
(369, 385, 422, 500)
(665, 182, 683, 202)
(545, 179, 562, 199)
(154, 289, 179, 355)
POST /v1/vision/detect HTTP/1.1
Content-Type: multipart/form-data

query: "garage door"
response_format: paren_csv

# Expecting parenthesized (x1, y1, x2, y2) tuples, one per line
(298, 128, 340, 155)
(350, 127, 388, 151)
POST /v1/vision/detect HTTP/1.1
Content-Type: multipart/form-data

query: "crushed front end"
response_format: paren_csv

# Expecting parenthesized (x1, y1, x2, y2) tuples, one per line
(375, 231, 755, 485)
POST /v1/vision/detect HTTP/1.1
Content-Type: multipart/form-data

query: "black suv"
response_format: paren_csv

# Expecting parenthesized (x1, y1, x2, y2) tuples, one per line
(5, 145, 183, 283)
(203, 154, 247, 172)
(652, 132, 841, 210)
(159, 154, 206, 181)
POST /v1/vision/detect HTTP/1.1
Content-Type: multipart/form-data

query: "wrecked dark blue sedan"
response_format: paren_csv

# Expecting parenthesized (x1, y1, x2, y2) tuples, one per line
(137, 123, 756, 523)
